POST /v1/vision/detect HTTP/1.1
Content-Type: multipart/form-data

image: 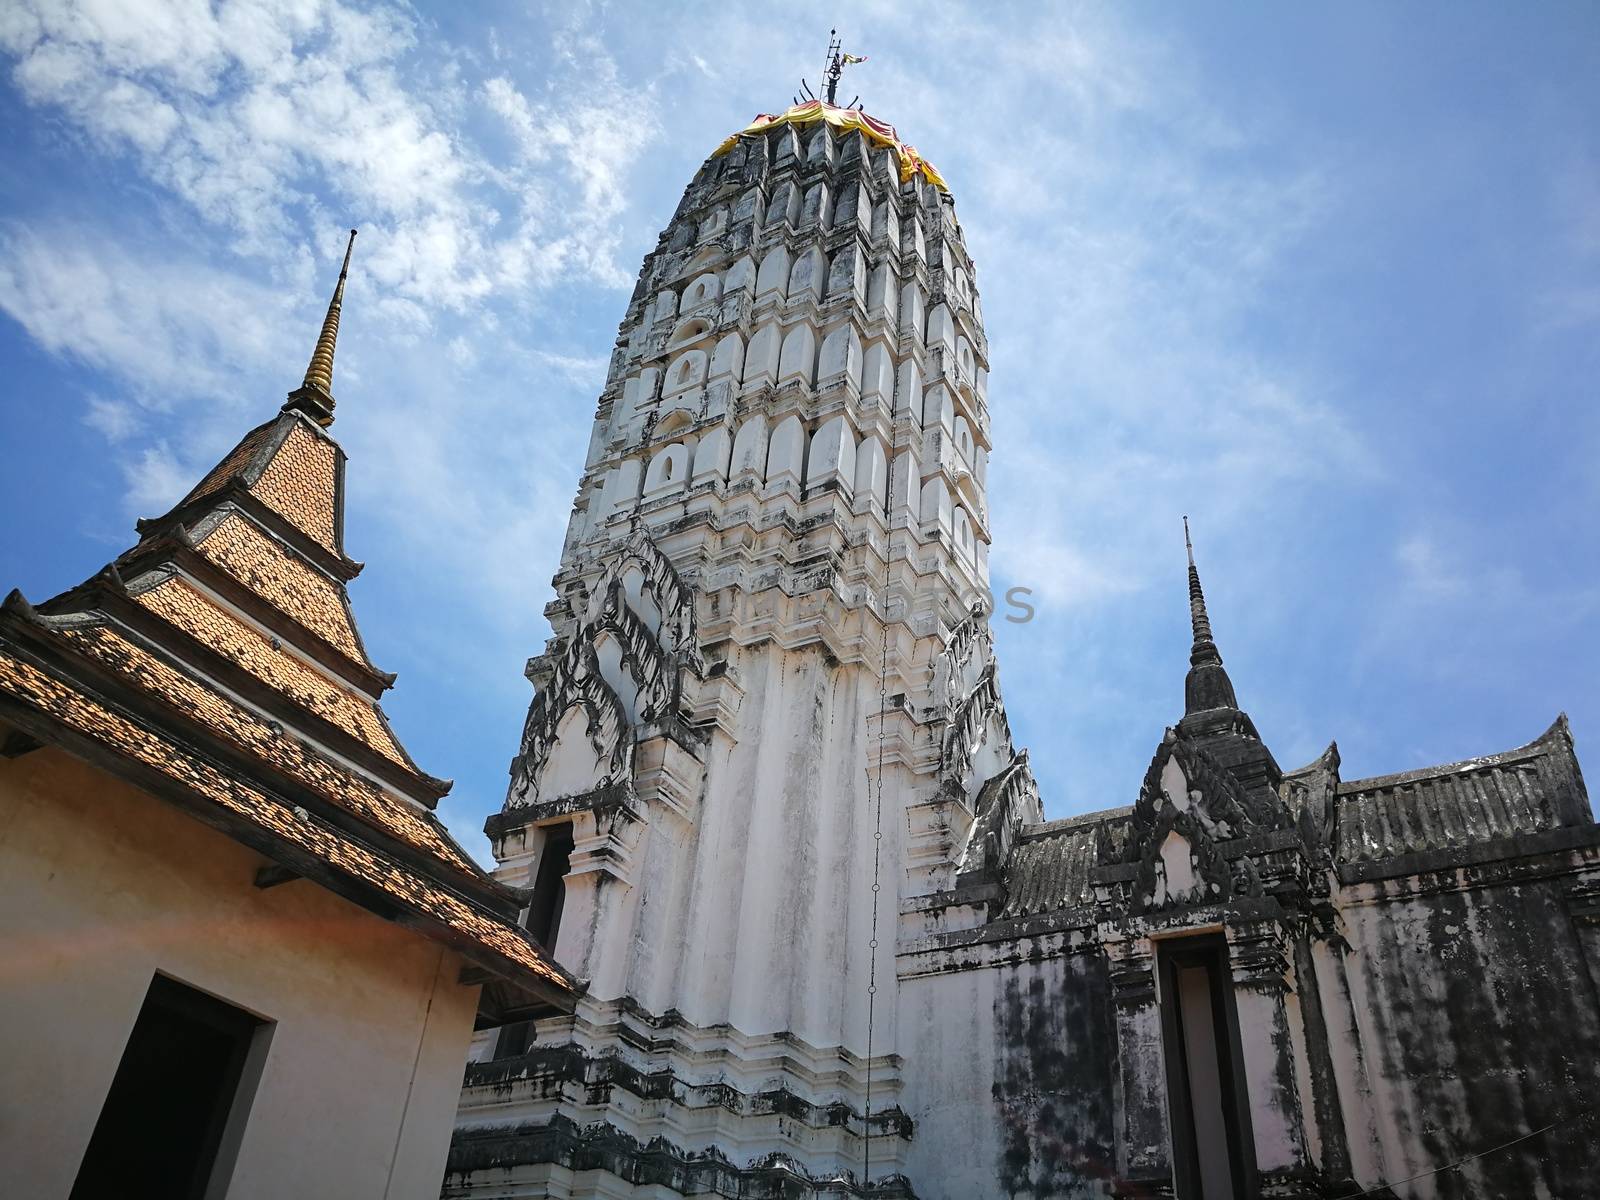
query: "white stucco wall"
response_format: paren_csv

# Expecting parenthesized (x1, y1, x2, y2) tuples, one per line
(0, 746, 481, 1199)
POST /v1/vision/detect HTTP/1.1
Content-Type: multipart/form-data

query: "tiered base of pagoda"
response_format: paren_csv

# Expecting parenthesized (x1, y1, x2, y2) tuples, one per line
(446, 997, 914, 1199)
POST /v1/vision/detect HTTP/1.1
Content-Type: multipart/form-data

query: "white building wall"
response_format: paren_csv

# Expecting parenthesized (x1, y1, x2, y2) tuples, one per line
(0, 748, 480, 1200)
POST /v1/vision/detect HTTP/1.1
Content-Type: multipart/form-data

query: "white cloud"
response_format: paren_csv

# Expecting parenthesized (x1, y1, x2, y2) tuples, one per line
(82, 395, 140, 442)
(0, 0, 658, 311)
(0, 222, 292, 406)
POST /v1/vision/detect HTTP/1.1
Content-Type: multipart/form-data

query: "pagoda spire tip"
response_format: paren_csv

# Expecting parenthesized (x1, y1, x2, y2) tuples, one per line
(283, 228, 357, 428)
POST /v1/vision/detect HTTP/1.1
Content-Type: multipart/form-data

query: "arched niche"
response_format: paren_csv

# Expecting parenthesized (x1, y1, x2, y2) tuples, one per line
(664, 350, 708, 396)
(920, 476, 952, 531)
(923, 382, 954, 434)
(800, 181, 831, 228)
(692, 426, 731, 484)
(895, 359, 924, 424)
(862, 342, 895, 407)
(855, 437, 888, 511)
(743, 323, 779, 389)
(643, 443, 690, 498)
(682, 272, 721, 312)
(765, 180, 800, 227)
(953, 415, 974, 464)
(756, 245, 792, 298)
(778, 324, 817, 386)
(603, 457, 643, 521)
(536, 704, 608, 803)
(667, 317, 712, 350)
(593, 630, 644, 725)
(900, 278, 925, 339)
(866, 263, 895, 324)
(954, 505, 975, 561)
(725, 254, 756, 295)
(955, 335, 975, 384)
(806, 125, 834, 164)
(819, 325, 863, 390)
(787, 246, 826, 303)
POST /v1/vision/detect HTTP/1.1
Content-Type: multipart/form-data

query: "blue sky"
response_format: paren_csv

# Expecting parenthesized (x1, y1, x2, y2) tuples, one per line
(1, 1, 1596, 864)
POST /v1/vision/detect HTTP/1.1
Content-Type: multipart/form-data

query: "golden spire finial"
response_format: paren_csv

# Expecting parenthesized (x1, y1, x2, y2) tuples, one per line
(284, 229, 356, 427)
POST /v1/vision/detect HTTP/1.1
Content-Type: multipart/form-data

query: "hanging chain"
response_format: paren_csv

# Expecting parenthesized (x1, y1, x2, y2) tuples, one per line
(864, 607, 890, 1188)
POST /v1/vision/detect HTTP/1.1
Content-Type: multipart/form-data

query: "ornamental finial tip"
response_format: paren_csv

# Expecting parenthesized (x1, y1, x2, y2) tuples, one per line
(283, 228, 357, 428)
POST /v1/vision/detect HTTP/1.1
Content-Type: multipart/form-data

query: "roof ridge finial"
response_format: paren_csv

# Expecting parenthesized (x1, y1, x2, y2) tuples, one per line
(1181, 516, 1241, 717)
(1184, 516, 1217, 659)
(284, 228, 356, 428)
(796, 29, 865, 109)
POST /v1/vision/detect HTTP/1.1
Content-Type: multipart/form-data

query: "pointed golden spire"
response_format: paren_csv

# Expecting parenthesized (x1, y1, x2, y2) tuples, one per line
(283, 229, 356, 427)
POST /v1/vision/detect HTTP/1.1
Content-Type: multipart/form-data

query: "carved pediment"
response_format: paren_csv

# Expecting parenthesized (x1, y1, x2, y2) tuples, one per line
(941, 660, 1014, 792)
(957, 750, 1040, 876)
(594, 581, 679, 723)
(509, 531, 706, 810)
(1126, 730, 1277, 914)
(509, 638, 634, 806)
(934, 600, 993, 712)
(586, 530, 700, 667)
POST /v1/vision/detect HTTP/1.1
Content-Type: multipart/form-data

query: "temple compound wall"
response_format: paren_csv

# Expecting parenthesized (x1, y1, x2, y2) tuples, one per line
(449, 102, 1600, 1199)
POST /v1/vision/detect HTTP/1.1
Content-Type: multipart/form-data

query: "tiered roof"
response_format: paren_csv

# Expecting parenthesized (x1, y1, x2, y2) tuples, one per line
(0, 231, 573, 1021)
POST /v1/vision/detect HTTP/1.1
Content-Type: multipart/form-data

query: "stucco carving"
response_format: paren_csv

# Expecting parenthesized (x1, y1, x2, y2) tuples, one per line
(957, 750, 1038, 875)
(508, 637, 633, 806)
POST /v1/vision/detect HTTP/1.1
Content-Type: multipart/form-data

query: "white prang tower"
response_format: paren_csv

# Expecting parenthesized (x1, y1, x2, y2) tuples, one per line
(449, 77, 1036, 1198)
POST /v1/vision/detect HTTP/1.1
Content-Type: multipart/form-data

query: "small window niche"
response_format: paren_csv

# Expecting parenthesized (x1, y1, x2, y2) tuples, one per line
(494, 822, 575, 1059)
(526, 822, 575, 952)
(72, 973, 272, 1200)
(1156, 934, 1254, 1200)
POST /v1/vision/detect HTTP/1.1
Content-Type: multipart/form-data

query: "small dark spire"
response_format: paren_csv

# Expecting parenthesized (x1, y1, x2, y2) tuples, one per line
(283, 229, 356, 427)
(1182, 517, 1239, 715)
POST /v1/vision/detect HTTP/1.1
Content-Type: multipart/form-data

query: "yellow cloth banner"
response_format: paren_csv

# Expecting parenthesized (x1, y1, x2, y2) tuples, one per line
(713, 101, 949, 192)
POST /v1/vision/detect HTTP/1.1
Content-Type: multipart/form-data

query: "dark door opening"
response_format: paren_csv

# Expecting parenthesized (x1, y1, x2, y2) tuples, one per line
(1157, 935, 1253, 1200)
(526, 822, 575, 951)
(495, 822, 574, 1058)
(72, 973, 270, 1200)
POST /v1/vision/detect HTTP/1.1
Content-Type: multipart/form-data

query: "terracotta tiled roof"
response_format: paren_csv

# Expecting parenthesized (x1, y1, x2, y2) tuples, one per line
(0, 641, 569, 999)
(251, 421, 340, 552)
(191, 513, 368, 664)
(181, 419, 280, 508)
(61, 623, 475, 875)
(133, 576, 405, 765)
(4, 392, 574, 1016)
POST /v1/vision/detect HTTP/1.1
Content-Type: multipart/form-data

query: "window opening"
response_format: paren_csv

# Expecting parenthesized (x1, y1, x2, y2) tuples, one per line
(495, 823, 574, 1059)
(72, 974, 270, 1200)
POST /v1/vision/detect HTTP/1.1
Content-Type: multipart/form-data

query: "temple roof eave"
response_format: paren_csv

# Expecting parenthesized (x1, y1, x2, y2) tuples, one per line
(0, 609, 575, 1016)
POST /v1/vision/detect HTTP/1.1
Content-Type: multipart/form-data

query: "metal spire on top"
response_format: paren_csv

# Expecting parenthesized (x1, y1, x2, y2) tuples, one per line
(795, 30, 864, 108)
(284, 229, 356, 428)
